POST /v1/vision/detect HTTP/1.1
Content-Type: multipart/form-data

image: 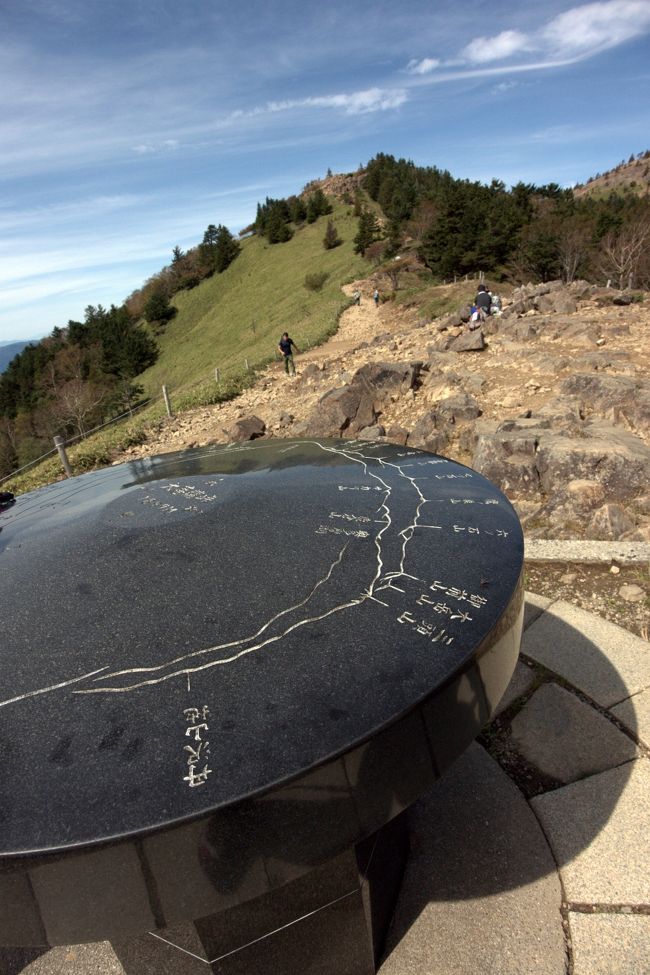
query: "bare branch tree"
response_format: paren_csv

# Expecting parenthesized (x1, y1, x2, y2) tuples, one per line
(557, 217, 592, 283)
(599, 216, 650, 289)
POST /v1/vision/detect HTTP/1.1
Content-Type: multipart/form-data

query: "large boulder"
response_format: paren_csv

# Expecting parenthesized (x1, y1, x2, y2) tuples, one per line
(352, 360, 421, 398)
(535, 292, 578, 315)
(407, 411, 449, 453)
(535, 428, 650, 500)
(589, 503, 637, 539)
(299, 361, 422, 437)
(448, 329, 486, 352)
(299, 385, 363, 436)
(472, 415, 650, 539)
(472, 430, 542, 495)
(435, 393, 482, 424)
(559, 374, 650, 437)
(223, 415, 266, 441)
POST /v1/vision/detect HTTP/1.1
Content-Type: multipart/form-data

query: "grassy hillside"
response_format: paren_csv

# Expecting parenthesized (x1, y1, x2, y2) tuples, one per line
(1, 201, 370, 495)
(138, 202, 368, 399)
(574, 150, 650, 199)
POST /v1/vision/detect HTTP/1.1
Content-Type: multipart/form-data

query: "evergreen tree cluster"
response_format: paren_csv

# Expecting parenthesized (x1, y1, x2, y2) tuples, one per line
(0, 304, 158, 477)
(359, 152, 650, 285)
(254, 189, 333, 243)
(126, 223, 241, 323)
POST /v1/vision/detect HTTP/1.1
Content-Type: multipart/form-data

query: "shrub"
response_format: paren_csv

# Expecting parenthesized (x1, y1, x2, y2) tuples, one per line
(304, 271, 330, 292)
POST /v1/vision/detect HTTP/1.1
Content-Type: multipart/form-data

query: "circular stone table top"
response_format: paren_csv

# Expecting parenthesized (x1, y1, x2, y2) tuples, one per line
(0, 439, 523, 864)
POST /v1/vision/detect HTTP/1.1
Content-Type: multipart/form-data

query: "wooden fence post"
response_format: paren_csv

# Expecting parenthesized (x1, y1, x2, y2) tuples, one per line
(162, 385, 173, 417)
(215, 368, 220, 385)
(53, 436, 72, 478)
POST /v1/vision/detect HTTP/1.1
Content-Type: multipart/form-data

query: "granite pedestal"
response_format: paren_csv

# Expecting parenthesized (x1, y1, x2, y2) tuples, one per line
(0, 439, 524, 973)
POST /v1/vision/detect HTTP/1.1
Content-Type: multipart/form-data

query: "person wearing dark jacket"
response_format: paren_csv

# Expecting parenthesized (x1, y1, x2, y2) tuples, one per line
(475, 284, 492, 315)
(278, 332, 300, 376)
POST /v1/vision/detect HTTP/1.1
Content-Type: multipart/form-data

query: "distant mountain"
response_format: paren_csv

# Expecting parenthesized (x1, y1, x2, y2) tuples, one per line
(0, 341, 32, 373)
(574, 149, 650, 199)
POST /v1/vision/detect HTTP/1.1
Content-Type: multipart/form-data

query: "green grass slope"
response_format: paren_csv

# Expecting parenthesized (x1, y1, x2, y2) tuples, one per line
(138, 203, 368, 399)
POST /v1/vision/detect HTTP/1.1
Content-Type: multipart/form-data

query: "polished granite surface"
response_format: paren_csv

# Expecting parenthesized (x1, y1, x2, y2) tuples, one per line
(0, 439, 523, 944)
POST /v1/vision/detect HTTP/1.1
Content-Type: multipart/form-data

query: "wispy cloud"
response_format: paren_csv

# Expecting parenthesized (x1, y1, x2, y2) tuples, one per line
(266, 88, 408, 115)
(406, 0, 650, 79)
(542, 0, 650, 56)
(406, 57, 440, 75)
(491, 80, 521, 94)
(461, 30, 530, 64)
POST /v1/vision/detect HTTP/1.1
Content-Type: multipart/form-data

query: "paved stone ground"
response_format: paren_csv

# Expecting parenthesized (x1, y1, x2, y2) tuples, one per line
(5, 592, 650, 975)
(381, 592, 650, 975)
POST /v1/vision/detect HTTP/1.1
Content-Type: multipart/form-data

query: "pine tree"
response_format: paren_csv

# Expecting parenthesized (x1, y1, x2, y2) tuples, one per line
(213, 225, 240, 272)
(267, 208, 293, 243)
(306, 188, 332, 223)
(353, 210, 380, 255)
(323, 219, 341, 250)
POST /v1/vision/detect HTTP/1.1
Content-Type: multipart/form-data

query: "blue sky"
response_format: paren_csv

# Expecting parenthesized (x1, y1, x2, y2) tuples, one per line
(2, 0, 650, 343)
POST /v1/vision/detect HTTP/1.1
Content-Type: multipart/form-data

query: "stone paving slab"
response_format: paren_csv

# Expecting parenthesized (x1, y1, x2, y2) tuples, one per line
(531, 758, 650, 904)
(380, 743, 565, 975)
(523, 591, 554, 630)
(569, 913, 650, 975)
(612, 688, 650, 749)
(522, 600, 650, 708)
(510, 682, 638, 782)
(525, 540, 650, 564)
(494, 659, 537, 716)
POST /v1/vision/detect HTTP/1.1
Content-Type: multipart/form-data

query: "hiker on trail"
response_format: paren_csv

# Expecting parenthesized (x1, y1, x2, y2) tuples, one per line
(373, 288, 379, 308)
(469, 305, 482, 330)
(352, 290, 361, 305)
(278, 332, 299, 376)
(475, 284, 492, 317)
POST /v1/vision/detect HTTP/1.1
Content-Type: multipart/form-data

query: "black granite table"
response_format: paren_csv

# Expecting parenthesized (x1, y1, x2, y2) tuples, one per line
(0, 439, 524, 974)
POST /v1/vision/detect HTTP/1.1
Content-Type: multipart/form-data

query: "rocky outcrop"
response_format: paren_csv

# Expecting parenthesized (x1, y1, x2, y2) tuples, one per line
(559, 374, 650, 437)
(297, 360, 421, 437)
(500, 280, 588, 321)
(472, 412, 650, 539)
(117, 277, 650, 543)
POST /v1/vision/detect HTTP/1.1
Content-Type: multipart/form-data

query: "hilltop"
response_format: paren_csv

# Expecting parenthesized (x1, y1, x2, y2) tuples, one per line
(2, 150, 650, 552)
(116, 268, 650, 556)
(574, 149, 650, 198)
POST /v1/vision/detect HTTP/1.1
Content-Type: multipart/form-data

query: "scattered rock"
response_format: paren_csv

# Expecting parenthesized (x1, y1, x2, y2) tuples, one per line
(299, 363, 321, 381)
(357, 424, 385, 440)
(618, 584, 645, 602)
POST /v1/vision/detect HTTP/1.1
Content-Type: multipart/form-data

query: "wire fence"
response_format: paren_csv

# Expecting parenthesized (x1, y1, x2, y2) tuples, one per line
(0, 397, 153, 488)
(0, 350, 278, 489)
(2, 295, 375, 490)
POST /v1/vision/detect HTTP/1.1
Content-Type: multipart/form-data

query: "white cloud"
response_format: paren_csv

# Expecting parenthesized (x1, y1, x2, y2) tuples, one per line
(542, 0, 650, 56)
(455, 0, 650, 70)
(406, 57, 440, 75)
(267, 87, 408, 116)
(132, 139, 180, 155)
(491, 80, 520, 94)
(462, 29, 530, 64)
